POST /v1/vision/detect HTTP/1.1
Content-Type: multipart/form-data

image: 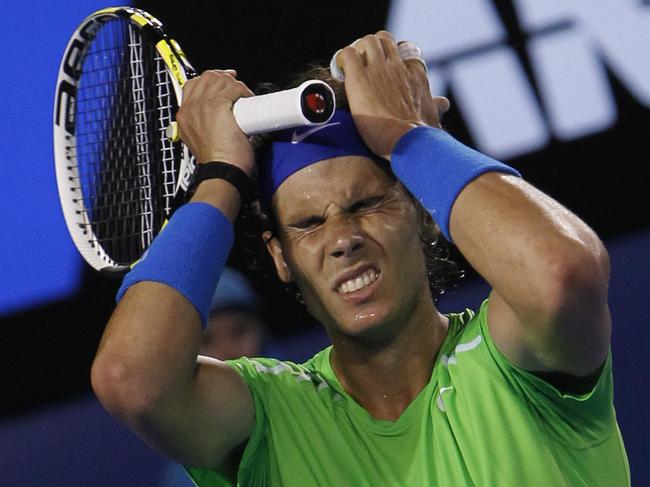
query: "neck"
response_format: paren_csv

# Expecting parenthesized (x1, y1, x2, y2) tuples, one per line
(328, 290, 448, 421)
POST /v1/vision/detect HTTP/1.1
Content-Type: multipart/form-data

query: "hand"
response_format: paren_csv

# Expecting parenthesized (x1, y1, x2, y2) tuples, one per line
(336, 32, 450, 160)
(176, 70, 256, 176)
(398, 40, 450, 129)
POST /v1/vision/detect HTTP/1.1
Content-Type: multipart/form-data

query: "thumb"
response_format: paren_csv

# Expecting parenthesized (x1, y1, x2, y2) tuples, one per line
(434, 96, 450, 119)
(336, 46, 366, 82)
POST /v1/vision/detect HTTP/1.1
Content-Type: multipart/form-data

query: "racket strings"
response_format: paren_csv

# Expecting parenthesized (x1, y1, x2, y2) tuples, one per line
(128, 24, 155, 250)
(73, 105, 170, 137)
(155, 60, 179, 215)
(72, 17, 182, 265)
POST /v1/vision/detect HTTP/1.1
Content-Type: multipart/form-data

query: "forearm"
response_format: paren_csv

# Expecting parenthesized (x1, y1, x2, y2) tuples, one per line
(93, 282, 253, 466)
(91, 69, 259, 466)
(191, 178, 242, 223)
(92, 281, 203, 417)
(93, 182, 239, 417)
(392, 126, 609, 325)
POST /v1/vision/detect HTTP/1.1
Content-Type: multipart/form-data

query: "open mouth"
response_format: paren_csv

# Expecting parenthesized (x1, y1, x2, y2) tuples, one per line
(335, 268, 381, 295)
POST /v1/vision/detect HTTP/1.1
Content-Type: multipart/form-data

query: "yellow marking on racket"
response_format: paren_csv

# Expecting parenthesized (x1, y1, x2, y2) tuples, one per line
(94, 7, 121, 15)
(129, 12, 150, 27)
(137, 9, 164, 28)
(170, 39, 191, 67)
(166, 122, 179, 142)
(157, 39, 186, 143)
(156, 40, 186, 86)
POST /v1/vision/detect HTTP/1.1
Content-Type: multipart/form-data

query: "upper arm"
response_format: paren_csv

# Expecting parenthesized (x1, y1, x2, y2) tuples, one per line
(91, 282, 255, 471)
(487, 282, 611, 378)
(136, 355, 255, 469)
(449, 173, 612, 378)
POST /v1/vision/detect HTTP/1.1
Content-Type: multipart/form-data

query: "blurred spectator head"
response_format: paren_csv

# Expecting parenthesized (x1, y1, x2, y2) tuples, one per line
(201, 268, 266, 360)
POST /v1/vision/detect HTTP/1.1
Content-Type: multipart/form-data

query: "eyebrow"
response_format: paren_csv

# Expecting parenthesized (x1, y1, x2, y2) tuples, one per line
(283, 193, 389, 229)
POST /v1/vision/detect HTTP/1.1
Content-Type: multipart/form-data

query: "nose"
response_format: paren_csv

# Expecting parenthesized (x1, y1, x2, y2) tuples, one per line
(328, 219, 365, 258)
(322, 204, 366, 258)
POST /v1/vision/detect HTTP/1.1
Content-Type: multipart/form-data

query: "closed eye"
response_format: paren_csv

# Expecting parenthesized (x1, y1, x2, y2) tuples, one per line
(348, 196, 384, 212)
(289, 215, 325, 230)
(287, 196, 385, 229)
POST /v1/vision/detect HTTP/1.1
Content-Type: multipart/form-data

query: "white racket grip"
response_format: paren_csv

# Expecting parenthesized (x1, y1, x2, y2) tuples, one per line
(233, 80, 335, 135)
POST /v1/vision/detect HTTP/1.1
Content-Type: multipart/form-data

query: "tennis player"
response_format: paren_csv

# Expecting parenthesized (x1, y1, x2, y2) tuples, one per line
(91, 32, 629, 485)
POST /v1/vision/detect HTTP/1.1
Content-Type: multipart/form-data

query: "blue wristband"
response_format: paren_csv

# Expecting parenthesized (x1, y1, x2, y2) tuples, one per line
(116, 203, 234, 328)
(391, 127, 521, 242)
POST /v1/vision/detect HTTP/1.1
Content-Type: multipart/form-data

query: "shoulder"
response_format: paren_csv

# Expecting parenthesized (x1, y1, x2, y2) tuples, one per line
(446, 300, 616, 423)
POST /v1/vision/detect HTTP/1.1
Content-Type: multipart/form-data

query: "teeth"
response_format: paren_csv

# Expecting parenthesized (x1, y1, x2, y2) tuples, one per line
(337, 269, 378, 294)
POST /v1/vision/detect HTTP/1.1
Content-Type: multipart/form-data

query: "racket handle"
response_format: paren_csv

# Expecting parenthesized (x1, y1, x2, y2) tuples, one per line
(233, 80, 335, 135)
(166, 80, 335, 141)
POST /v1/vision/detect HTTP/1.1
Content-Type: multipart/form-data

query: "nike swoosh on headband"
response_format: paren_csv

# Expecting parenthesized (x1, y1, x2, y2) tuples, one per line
(291, 122, 341, 144)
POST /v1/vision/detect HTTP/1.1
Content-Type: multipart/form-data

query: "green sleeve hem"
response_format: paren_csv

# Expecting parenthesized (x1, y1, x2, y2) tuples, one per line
(477, 298, 616, 449)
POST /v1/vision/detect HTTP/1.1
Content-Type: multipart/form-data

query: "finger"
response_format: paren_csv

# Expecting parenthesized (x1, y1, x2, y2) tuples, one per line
(235, 81, 255, 99)
(208, 68, 238, 78)
(184, 71, 253, 105)
(434, 96, 451, 117)
(202, 70, 247, 90)
(375, 30, 396, 42)
(354, 34, 385, 65)
(403, 58, 428, 78)
(348, 38, 368, 66)
(337, 45, 365, 79)
(218, 78, 255, 102)
(398, 41, 428, 74)
(181, 75, 200, 99)
(185, 70, 225, 96)
(375, 31, 400, 61)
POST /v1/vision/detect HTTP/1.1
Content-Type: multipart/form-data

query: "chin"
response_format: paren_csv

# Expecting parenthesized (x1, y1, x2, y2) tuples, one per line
(332, 305, 404, 345)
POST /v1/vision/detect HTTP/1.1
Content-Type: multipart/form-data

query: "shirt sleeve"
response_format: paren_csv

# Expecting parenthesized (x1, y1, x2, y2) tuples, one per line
(183, 357, 282, 486)
(222, 356, 324, 484)
(223, 357, 277, 481)
(475, 299, 617, 449)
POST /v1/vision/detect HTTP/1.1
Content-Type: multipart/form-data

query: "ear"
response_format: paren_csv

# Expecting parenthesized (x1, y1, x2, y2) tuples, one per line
(416, 203, 441, 243)
(264, 231, 293, 283)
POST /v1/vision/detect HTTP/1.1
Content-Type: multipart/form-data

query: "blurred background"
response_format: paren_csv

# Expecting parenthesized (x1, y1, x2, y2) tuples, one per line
(1, 0, 648, 485)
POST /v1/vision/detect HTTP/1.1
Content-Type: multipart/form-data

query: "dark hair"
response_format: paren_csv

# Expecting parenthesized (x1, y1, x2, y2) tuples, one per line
(235, 65, 463, 303)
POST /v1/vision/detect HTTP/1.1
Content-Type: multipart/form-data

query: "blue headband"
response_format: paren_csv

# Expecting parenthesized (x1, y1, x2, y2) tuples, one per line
(258, 110, 374, 209)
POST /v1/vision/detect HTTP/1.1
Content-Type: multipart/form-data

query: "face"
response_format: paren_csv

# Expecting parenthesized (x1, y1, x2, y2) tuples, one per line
(201, 309, 264, 360)
(266, 156, 432, 342)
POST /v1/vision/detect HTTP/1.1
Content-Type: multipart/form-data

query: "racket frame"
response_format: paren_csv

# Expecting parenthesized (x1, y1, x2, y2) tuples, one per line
(54, 7, 337, 275)
(53, 7, 194, 274)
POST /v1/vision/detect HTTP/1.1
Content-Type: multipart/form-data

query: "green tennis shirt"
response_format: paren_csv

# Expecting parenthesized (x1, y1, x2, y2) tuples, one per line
(187, 300, 629, 486)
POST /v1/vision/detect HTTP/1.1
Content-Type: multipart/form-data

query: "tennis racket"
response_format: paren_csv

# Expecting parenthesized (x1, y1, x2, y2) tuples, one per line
(53, 6, 335, 276)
